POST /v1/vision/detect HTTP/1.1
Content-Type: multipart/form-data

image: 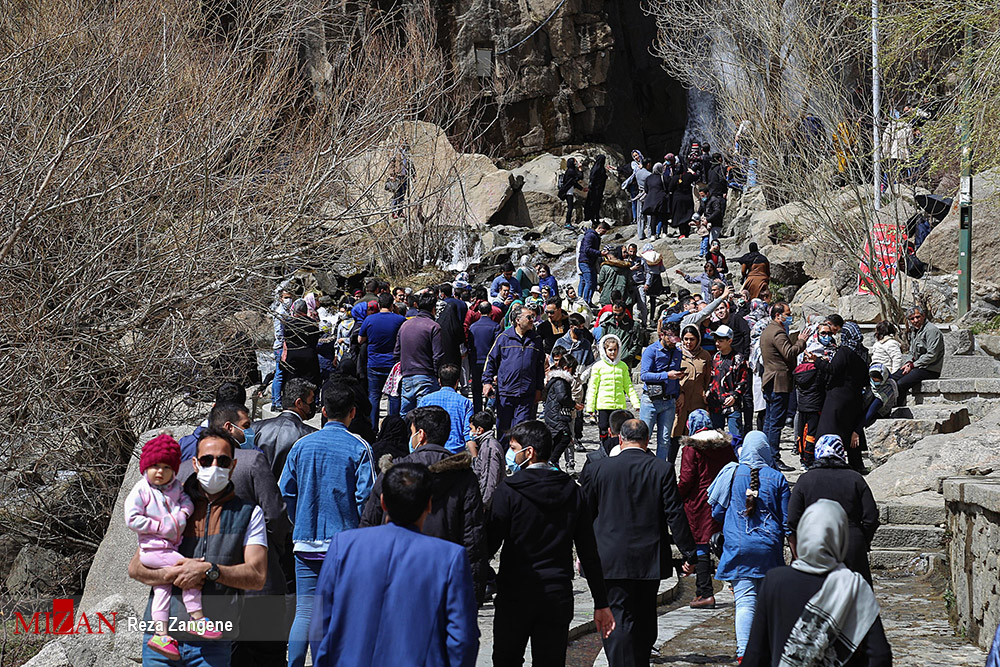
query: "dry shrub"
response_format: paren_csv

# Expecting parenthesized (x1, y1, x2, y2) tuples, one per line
(0, 0, 478, 592)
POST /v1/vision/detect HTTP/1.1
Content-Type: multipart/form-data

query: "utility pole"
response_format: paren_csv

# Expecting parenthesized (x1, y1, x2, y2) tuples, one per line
(871, 0, 881, 211)
(958, 25, 973, 316)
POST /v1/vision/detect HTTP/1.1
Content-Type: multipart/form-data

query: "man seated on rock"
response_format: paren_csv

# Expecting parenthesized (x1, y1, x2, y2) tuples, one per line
(891, 305, 944, 404)
(129, 429, 268, 667)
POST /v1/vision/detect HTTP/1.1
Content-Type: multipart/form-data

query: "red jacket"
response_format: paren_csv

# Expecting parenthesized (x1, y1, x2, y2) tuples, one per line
(678, 429, 737, 543)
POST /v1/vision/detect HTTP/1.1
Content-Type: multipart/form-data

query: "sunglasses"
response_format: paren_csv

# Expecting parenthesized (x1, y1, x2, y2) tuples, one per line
(198, 454, 233, 468)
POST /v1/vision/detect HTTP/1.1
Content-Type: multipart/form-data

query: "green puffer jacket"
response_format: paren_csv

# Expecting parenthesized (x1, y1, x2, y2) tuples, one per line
(597, 258, 635, 306)
(586, 334, 641, 413)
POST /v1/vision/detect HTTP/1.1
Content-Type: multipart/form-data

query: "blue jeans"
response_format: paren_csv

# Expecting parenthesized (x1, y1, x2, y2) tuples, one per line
(400, 374, 439, 416)
(578, 262, 598, 305)
(711, 411, 743, 438)
(733, 578, 763, 657)
(367, 366, 392, 430)
(497, 394, 537, 442)
(388, 394, 401, 418)
(637, 214, 650, 240)
(271, 349, 284, 410)
(763, 389, 790, 457)
(630, 198, 639, 224)
(288, 554, 324, 667)
(699, 236, 710, 256)
(639, 395, 677, 461)
(142, 634, 231, 667)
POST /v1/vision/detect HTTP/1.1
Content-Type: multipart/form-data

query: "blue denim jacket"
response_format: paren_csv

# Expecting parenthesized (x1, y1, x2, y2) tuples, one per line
(712, 464, 790, 580)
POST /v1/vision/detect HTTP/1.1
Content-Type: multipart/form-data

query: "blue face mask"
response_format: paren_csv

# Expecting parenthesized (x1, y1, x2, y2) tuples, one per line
(819, 334, 834, 347)
(505, 447, 528, 474)
(409, 432, 420, 453)
(235, 425, 256, 450)
(784, 315, 794, 329)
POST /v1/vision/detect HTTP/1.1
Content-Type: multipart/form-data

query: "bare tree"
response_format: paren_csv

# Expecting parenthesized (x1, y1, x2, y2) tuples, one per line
(646, 0, 923, 320)
(0, 0, 481, 609)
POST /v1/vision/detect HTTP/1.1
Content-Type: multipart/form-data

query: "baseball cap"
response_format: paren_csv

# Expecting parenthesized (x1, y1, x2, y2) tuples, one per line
(714, 325, 734, 339)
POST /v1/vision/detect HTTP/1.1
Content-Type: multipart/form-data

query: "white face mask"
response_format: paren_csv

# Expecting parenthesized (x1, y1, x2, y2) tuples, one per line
(197, 465, 231, 495)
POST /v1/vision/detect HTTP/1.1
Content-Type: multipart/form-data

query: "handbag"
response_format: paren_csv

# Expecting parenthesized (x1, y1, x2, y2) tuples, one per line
(646, 383, 665, 399)
(710, 531, 725, 558)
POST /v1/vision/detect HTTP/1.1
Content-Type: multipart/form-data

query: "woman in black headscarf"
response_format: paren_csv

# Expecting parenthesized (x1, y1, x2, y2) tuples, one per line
(584, 155, 608, 222)
(281, 299, 322, 387)
(642, 162, 670, 238)
(371, 415, 411, 466)
(436, 300, 464, 368)
(558, 157, 585, 228)
(668, 164, 697, 238)
(812, 322, 870, 472)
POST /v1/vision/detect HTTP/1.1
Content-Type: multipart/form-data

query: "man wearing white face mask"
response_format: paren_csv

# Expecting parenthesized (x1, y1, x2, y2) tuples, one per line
(279, 382, 375, 667)
(129, 429, 269, 667)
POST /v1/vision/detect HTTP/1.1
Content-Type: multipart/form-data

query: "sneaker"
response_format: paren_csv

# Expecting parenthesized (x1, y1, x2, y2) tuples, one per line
(147, 635, 181, 660)
(189, 617, 223, 640)
(574, 440, 587, 452)
(566, 458, 576, 471)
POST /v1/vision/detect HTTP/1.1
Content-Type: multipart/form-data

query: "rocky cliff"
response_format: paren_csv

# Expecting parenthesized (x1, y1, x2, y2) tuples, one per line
(428, 0, 688, 157)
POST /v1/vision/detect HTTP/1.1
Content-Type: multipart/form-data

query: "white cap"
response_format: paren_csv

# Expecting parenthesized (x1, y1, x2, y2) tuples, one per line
(714, 324, 734, 339)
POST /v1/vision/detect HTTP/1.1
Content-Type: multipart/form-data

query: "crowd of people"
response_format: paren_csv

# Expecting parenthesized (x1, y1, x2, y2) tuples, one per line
(120, 176, 955, 666)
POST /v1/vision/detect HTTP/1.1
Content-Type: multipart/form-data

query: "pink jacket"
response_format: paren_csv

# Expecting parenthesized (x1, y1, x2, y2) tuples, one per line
(124, 476, 194, 550)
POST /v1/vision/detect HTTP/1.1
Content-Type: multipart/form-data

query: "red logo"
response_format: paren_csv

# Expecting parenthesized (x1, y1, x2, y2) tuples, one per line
(13, 598, 116, 635)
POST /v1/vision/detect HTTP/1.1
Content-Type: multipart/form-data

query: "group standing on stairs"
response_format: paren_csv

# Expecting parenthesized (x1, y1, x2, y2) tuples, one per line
(119, 143, 959, 667)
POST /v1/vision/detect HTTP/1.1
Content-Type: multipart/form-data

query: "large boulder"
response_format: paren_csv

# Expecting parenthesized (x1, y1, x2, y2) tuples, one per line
(4, 545, 69, 599)
(837, 292, 884, 323)
(764, 244, 811, 286)
(866, 407, 1000, 498)
(917, 166, 1000, 283)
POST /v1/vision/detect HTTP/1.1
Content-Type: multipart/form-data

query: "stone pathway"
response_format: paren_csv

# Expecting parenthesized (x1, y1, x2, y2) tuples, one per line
(558, 571, 986, 666)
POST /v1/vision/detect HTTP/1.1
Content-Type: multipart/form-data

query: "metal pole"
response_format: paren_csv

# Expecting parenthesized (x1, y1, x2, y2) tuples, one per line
(871, 0, 881, 211)
(958, 25, 973, 316)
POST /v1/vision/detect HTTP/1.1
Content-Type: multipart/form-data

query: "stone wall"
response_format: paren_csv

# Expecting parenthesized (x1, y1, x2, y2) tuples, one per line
(943, 475, 1000, 650)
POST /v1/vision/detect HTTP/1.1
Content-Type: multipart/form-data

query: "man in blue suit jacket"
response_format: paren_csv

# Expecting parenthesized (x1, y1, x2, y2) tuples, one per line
(309, 462, 479, 667)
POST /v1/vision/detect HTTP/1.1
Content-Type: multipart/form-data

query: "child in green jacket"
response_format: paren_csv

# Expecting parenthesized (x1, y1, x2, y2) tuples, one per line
(586, 335, 641, 446)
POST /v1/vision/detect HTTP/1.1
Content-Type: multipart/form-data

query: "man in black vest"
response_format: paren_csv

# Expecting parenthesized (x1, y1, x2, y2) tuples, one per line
(130, 429, 268, 666)
(579, 419, 697, 667)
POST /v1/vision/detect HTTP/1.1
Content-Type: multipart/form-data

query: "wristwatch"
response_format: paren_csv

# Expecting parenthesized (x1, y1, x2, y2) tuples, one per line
(205, 563, 220, 582)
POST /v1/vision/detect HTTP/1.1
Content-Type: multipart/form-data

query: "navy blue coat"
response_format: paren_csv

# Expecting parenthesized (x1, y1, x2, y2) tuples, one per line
(483, 327, 546, 397)
(578, 228, 603, 267)
(469, 316, 502, 379)
(310, 523, 479, 666)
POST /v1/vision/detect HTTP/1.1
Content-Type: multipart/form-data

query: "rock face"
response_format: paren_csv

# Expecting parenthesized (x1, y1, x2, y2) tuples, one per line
(918, 166, 1000, 284)
(4, 545, 70, 599)
(439, 0, 688, 156)
(866, 407, 1000, 499)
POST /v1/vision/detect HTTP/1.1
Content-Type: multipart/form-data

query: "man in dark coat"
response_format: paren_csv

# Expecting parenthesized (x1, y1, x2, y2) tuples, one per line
(488, 421, 614, 665)
(468, 302, 503, 412)
(578, 221, 611, 306)
(483, 306, 547, 440)
(579, 419, 697, 666)
(360, 406, 488, 602)
(582, 409, 633, 471)
(252, 378, 317, 480)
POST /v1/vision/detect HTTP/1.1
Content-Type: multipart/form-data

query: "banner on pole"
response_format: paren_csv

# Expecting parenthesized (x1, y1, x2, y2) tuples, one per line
(858, 222, 904, 295)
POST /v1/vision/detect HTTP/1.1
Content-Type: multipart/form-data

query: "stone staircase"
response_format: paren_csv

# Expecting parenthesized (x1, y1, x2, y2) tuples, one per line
(870, 491, 948, 574)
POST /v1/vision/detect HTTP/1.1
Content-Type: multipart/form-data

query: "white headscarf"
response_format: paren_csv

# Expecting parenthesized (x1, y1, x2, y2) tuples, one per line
(780, 500, 881, 667)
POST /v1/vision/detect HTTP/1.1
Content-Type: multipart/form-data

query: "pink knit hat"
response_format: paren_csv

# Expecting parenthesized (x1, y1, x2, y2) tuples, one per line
(140, 434, 182, 473)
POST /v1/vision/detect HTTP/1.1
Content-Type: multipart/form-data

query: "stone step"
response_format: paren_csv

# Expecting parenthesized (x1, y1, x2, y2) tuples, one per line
(870, 524, 946, 550)
(912, 378, 1000, 419)
(941, 354, 1000, 379)
(888, 404, 970, 426)
(869, 548, 947, 574)
(877, 491, 948, 526)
